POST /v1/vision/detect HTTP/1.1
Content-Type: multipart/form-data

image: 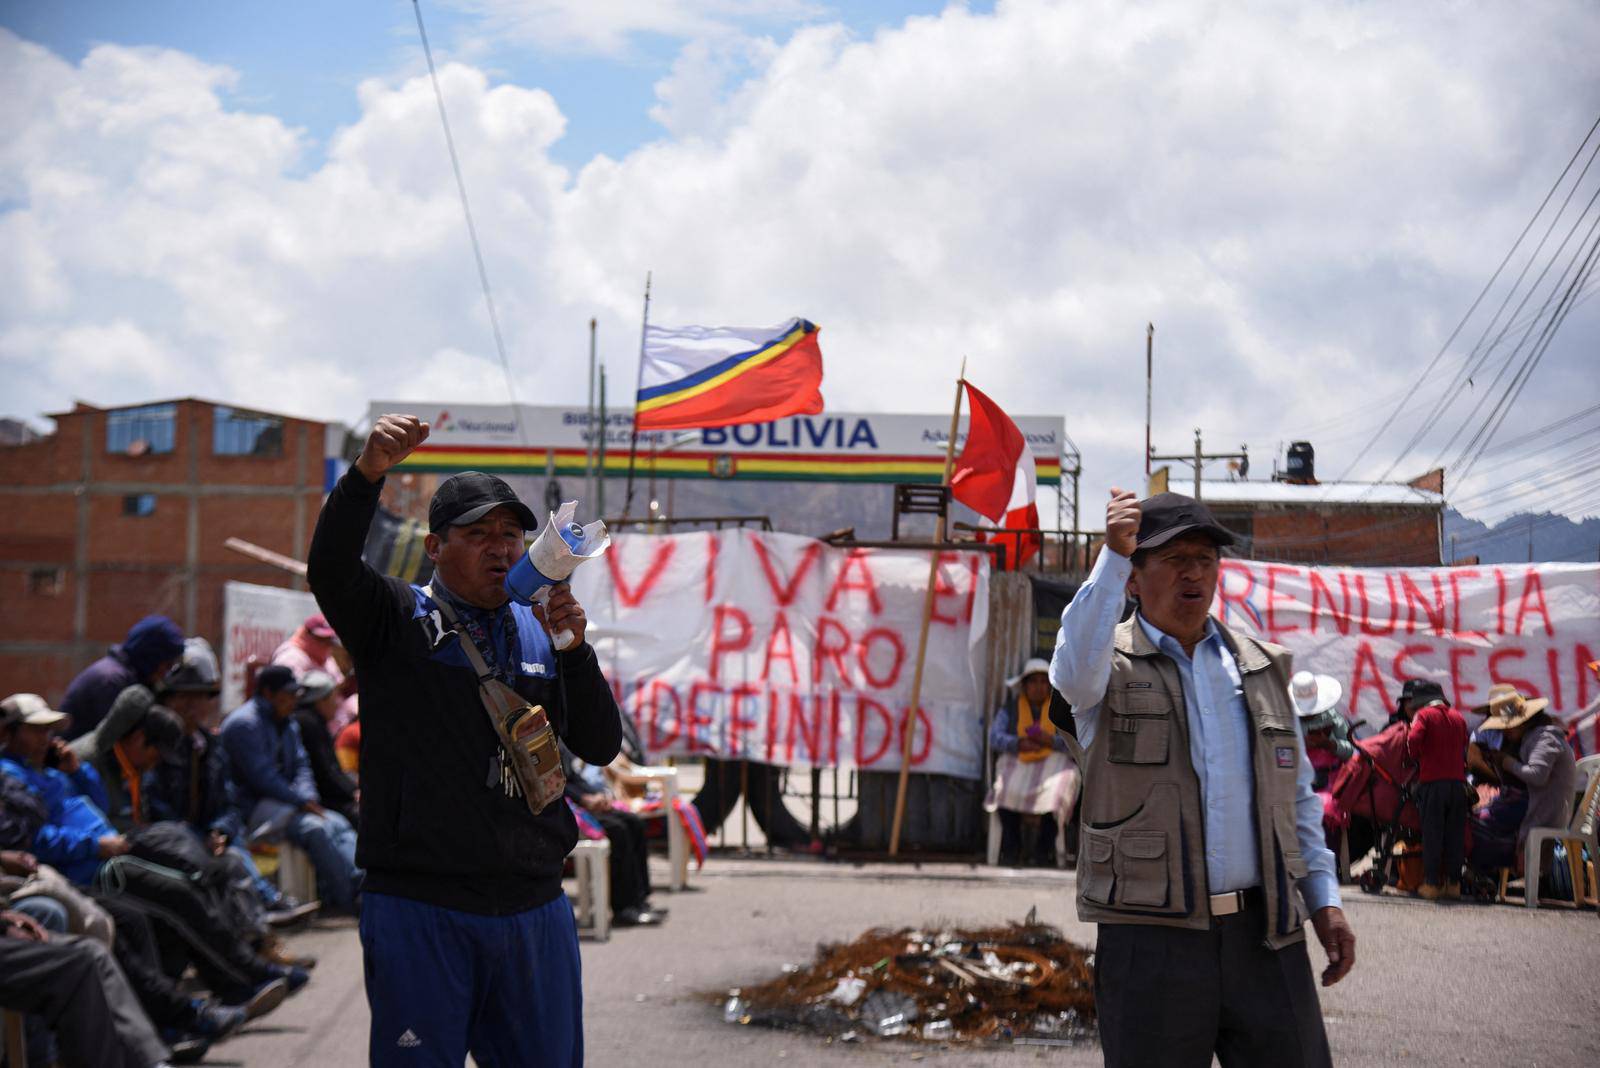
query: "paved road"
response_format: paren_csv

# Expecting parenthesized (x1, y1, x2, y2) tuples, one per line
(221, 857, 1599, 1067)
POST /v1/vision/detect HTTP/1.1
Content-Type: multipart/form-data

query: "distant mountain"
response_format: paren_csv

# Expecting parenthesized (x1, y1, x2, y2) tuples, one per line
(1444, 507, 1600, 564)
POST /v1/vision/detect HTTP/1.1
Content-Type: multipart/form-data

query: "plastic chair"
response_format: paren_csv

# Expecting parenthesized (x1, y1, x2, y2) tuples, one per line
(1521, 754, 1600, 910)
(570, 838, 611, 942)
(607, 761, 690, 891)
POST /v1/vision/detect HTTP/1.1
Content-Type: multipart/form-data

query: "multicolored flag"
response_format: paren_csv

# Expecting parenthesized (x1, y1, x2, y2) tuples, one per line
(635, 318, 823, 431)
(950, 380, 1040, 569)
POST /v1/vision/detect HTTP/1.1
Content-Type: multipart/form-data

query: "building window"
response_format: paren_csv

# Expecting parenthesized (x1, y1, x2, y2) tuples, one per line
(106, 404, 176, 455)
(214, 406, 284, 457)
(122, 493, 157, 517)
(27, 567, 64, 596)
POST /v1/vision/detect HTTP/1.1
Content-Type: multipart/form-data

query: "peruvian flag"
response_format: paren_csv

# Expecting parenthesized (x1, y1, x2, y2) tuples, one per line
(950, 381, 1040, 569)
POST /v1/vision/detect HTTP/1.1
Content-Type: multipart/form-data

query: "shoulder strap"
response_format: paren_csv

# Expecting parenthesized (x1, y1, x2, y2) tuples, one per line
(423, 585, 498, 684)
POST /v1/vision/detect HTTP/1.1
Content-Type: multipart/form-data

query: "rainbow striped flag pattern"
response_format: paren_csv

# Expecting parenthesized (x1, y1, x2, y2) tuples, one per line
(635, 318, 823, 431)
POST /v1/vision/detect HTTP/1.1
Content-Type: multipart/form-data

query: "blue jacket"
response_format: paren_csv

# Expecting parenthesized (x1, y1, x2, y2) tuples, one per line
(145, 728, 246, 842)
(219, 697, 318, 815)
(0, 753, 115, 886)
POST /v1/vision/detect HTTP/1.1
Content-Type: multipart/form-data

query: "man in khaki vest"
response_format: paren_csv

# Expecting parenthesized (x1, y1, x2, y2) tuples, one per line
(1051, 490, 1356, 1067)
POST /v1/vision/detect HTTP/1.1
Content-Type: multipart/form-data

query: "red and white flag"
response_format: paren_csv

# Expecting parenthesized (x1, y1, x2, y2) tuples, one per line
(950, 381, 1040, 569)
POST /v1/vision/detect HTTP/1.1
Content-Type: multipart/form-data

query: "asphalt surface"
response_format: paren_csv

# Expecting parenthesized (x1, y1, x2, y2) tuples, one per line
(214, 855, 1599, 1068)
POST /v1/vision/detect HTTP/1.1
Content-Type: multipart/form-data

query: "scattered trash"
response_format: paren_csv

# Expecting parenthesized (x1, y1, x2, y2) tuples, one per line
(712, 919, 1095, 1045)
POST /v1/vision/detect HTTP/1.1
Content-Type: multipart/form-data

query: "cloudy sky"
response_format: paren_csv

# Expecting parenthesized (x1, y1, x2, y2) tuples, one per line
(2, 0, 1598, 527)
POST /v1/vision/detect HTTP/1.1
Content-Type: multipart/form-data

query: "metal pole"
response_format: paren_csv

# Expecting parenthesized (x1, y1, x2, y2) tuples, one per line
(597, 366, 607, 518)
(1145, 323, 1153, 477)
(623, 272, 651, 517)
(1193, 428, 1202, 499)
(586, 318, 597, 507)
(889, 361, 965, 856)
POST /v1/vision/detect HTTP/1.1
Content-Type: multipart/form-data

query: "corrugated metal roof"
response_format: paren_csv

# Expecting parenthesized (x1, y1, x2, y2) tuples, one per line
(1196, 480, 1445, 507)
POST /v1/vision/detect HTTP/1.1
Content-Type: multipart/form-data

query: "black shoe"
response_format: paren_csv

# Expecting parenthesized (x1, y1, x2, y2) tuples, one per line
(613, 906, 667, 927)
(167, 1035, 211, 1064)
(194, 1001, 247, 1040)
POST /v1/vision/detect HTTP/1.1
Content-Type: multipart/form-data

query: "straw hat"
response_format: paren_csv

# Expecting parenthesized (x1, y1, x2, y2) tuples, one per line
(1006, 658, 1052, 690)
(1288, 671, 1342, 718)
(1473, 684, 1549, 731)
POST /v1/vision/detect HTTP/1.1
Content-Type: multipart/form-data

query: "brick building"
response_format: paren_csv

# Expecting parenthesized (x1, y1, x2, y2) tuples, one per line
(1199, 465, 1446, 566)
(0, 398, 344, 703)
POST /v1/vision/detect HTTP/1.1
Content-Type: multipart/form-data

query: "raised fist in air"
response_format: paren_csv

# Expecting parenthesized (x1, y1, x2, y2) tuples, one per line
(355, 414, 430, 483)
(1106, 488, 1141, 559)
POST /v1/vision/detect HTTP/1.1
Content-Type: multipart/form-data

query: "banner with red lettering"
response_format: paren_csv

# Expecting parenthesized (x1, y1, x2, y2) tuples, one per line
(221, 581, 319, 712)
(1213, 561, 1600, 745)
(571, 531, 991, 779)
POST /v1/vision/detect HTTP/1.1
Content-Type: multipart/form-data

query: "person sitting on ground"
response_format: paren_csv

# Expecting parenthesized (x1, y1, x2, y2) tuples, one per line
(561, 740, 666, 927)
(220, 666, 362, 913)
(271, 613, 358, 737)
(67, 687, 185, 831)
(290, 671, 359, 825)
(1401, 679, 1470, 901)
(1, 904, 175, 1068)
(59, 616, 185, 742)
(985, 658, 1079, 867)
(1, 695, 300, 1018)
(146, 639, 319, 928)
(1469, 684, 1579, 883)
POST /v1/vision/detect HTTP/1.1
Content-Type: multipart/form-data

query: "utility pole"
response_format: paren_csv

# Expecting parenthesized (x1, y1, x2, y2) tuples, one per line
(586, 317, 597, 508)
(1144, 324, 1154, 477)
(596, 365, 608, 519)
(1149, 428, 1247, 501)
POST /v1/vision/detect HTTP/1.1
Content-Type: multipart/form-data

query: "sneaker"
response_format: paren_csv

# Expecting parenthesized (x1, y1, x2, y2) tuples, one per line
(194, 1002, 247, 1041)
(265, 898, 320, 927)
(283, 965, 311, 994)
(228, 977, 289, 1020)
(1418, 882, 1442, 901)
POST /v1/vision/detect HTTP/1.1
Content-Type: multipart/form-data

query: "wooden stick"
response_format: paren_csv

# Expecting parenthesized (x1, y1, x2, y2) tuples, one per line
(888, 361, 965, 856)
(224, 537, 307, 577)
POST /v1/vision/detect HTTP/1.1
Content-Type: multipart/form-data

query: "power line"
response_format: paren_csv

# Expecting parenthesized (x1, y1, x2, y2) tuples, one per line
(1333, 110, 1600, 484)
(411, 0, 526, 441)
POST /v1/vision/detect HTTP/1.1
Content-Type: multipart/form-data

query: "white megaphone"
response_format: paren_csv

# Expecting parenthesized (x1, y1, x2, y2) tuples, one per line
(503, 501, 610, 650)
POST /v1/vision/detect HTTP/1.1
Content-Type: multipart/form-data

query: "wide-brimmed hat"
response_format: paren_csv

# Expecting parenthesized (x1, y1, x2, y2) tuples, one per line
(1473, 684, 1549, 731)
(0, 693, 67, 729)
(1288, 671, 1342, 718)
(1006, 657, 1053, 690)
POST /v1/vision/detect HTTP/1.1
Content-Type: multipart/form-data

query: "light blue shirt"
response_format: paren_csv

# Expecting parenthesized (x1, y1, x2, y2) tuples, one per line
(1049, 548, 1341, 914)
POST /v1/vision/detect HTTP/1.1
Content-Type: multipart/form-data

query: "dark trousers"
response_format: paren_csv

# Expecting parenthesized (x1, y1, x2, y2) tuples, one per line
(94, 891, 200, 1030)
(1417, 779, 1468, 886)
(360, 891, 581, 1067)
(997, 810, 1060, 865)
(98, 855, 278, 997)
(1095, 902, 1332, 1068)
(693, 759, 813, 847)
(594, 808, 653, 913)
(0, 934, 168, 1068)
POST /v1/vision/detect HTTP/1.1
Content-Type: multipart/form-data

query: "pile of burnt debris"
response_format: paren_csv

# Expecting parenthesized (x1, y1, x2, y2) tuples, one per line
(718, 917, 1095, 1046)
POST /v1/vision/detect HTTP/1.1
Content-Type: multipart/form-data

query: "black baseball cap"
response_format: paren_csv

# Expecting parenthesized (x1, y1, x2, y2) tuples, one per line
(256, 664, 302, 697)
(1136, 493, 1236, 552)
(428, 472, 538, 534)
(1399, 679, 1446, 705)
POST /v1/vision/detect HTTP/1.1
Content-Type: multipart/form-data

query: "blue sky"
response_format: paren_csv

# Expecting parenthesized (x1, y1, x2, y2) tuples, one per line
(0, 0, 968, 169)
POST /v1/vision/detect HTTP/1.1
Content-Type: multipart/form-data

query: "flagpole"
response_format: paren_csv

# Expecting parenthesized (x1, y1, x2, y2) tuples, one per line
(586, 317, 597, 508)
(622, 271, 652, 517)
(889, 357, 966, 856)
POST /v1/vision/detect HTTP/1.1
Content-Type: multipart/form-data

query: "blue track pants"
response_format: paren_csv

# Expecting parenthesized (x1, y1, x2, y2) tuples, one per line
(361, 891, 582, 1067)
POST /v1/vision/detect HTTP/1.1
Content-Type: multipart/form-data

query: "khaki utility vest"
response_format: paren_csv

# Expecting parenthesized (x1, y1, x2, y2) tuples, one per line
(1063, 616, 1311, 949)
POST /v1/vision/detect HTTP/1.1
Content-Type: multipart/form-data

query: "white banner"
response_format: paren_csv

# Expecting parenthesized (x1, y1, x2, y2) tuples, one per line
(1213, 560, 1600, 737)
(221, 581, 319, 711)
(571, 531, 992, 779)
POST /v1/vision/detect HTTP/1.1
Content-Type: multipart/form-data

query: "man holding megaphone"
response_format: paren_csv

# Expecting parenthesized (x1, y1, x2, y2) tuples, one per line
(307, 413, 622, 1068)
